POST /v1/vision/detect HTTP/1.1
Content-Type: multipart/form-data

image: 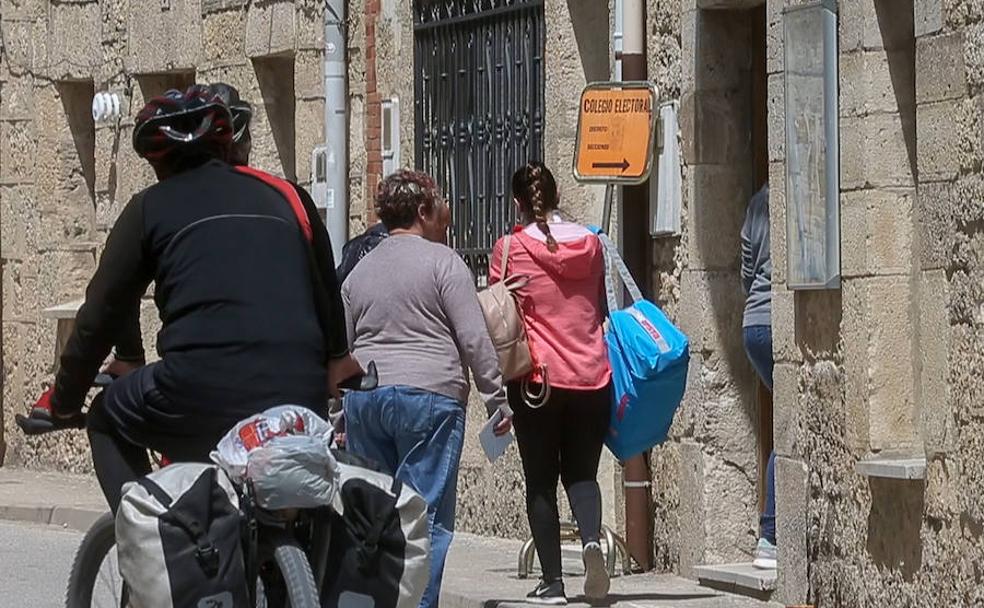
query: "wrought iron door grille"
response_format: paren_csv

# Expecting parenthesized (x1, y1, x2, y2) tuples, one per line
(414, 0, 546, 286)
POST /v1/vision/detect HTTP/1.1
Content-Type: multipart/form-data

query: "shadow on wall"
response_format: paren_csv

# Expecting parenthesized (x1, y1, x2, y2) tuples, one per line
(795, 290, 842, 357)
(135, 71, 197, 101)
(567, 0, 611, 83)
(866, 478, 924, 581)
(55, 80, 97, 204)
(692, 8, 758, 391)
(252, 54, 297, 183)
(874, 0, 917, 182)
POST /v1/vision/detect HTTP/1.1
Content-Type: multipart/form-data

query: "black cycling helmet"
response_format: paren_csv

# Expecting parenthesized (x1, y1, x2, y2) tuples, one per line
(132, 86, 233, 175)
(207, 82, 252, 143)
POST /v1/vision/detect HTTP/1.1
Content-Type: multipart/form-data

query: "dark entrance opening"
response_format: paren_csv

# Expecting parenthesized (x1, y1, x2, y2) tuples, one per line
(693, 2, 772, 518)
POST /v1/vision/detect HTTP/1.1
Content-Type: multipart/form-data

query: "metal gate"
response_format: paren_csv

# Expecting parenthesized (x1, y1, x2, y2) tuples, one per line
(414, 0, 545, 285)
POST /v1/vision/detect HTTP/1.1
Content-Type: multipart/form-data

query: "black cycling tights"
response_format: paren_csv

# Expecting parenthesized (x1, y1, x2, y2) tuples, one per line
(508, 383, 611, 583)
(86, 392, 215, 514)
(86, 395, 152, 514)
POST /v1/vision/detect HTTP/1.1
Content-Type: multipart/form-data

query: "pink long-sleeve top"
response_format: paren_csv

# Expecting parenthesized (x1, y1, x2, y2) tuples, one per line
(489, 220, 611, 390)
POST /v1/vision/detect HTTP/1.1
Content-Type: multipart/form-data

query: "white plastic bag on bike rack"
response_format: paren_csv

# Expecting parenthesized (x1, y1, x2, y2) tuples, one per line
(210, 405, 333, 484)
(246, 434, 340, 510)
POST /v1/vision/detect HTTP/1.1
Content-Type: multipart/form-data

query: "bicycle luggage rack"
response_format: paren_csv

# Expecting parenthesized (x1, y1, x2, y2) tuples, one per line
(517, 521, 633, 579)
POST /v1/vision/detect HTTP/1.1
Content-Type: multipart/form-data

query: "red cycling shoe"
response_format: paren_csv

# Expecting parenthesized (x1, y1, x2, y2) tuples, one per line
(15, 387, 86, 435)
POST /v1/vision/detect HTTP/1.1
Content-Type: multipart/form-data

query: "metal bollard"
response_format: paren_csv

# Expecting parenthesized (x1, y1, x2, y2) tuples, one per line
(517, 521, 633, 579)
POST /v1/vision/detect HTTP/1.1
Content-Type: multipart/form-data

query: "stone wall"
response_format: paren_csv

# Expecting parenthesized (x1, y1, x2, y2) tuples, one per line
(1, 0, 325, 470)
(786, 1, 984, 606)
(345, 0, 414, 236)
(648, 2, 984, 605)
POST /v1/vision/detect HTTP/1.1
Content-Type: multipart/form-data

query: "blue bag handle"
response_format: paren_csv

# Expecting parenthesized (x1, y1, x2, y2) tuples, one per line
(587, 225, 644, 313)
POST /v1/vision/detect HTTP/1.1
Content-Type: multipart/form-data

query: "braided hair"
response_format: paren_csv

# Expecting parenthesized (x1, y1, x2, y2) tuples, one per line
(512, 162, 559, 252)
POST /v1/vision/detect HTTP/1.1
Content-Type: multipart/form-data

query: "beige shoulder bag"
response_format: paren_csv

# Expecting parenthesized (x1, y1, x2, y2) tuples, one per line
(477, 235, 550, 407)
(478, 235, 533, 381)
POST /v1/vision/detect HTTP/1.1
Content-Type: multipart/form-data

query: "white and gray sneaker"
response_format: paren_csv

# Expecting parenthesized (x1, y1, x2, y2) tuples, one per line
(753, 538, 778, 570)
(526, 579, 568, 605)
(582, 541, 611, 600)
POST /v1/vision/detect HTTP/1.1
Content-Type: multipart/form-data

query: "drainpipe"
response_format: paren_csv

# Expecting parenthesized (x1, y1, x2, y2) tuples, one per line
(324, 0, 349, 261)
(620, 0, 654, 573)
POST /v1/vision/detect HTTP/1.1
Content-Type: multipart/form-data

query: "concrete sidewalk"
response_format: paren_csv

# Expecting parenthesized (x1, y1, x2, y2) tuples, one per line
(442, 534, 780, 608)
(0, 467, 779, 608)
(0, 467, 105, 532)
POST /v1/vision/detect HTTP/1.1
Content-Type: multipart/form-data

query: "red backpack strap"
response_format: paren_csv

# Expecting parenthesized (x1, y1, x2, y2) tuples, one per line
(233, 165, 313, 242)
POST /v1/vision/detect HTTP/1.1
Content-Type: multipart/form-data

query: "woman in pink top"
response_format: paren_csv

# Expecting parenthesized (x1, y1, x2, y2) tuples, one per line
(489, 162, 612, 605)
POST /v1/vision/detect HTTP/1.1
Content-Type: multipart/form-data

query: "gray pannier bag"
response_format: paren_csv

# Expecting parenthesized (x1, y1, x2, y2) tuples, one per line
(116, 463, 249, 608)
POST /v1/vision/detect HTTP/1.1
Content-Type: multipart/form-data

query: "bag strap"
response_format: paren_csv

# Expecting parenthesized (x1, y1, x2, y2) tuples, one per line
(587, 225, 644, 311)
(144, 471, 222, 577)
(137, 477, 173, 508)
(501, 233, 511, 277)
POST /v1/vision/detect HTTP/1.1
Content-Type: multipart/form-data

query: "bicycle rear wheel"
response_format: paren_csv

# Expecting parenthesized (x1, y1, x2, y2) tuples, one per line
(65, 512, 130, 608)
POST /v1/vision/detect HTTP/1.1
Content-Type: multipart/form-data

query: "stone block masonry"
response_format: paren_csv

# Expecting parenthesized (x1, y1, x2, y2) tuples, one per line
(1, 0, 325, 471)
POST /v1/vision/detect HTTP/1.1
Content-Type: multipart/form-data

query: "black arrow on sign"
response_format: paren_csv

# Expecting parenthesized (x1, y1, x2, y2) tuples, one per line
(592, 158, 630, 172)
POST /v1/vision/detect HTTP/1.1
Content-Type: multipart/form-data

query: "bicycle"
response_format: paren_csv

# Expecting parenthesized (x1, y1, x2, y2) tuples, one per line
(62, 364, 378, 608)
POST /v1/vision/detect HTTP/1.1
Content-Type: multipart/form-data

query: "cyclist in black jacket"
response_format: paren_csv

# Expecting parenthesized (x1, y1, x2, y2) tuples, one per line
(101, 82, 256, 376)
(17, 87, 359, 512)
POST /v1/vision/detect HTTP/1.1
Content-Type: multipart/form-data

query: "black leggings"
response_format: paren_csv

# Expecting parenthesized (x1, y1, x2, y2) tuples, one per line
(509, 382, 611, 583)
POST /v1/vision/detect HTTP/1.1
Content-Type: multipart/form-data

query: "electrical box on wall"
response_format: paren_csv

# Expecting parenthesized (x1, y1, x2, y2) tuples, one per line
(382, 97, 401, 177)
(649, 100, 682, 237)
(310, 145, 330, 225)
(784, 0, 841, 290)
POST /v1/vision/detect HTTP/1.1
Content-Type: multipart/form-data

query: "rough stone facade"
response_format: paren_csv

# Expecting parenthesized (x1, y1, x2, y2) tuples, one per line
(646, 0, 984, 605)
(3, 1, 983, 605)
(1, 0, 326, 470)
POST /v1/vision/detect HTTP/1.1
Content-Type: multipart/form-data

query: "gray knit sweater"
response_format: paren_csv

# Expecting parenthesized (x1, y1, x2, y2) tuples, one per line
(342, 234, 511, 417)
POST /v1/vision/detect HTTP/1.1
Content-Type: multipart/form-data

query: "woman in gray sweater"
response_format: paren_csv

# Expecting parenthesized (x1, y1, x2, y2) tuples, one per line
(342, 170, 512, 608)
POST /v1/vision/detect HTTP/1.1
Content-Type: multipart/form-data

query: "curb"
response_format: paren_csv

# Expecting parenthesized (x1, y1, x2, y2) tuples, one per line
(0, 504, 104, 533)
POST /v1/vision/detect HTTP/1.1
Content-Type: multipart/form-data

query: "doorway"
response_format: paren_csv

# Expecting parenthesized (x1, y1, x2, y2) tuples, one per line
(692, 2, 772, 525)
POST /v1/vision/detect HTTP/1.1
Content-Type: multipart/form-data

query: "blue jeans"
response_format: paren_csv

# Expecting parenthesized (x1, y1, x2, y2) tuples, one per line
(344, 386, 465, 608)
(744, 325, 776, 545)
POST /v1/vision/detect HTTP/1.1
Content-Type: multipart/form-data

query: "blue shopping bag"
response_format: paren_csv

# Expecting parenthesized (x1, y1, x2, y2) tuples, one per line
(589, 227, 690, 460)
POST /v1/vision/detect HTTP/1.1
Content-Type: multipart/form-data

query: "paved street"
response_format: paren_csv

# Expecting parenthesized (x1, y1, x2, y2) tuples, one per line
(0, 520, 82, 608)
(0, 517, 776, 608)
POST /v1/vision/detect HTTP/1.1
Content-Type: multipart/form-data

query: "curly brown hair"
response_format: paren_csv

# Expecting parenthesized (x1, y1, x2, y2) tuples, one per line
(374, 169, 442, 230)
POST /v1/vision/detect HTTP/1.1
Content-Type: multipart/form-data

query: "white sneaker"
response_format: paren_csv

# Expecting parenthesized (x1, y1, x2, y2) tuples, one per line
(582, 541, 610, 600)
(753, 538, 777, 570)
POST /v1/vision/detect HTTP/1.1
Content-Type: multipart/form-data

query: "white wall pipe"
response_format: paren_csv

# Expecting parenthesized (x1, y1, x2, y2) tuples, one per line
(324, 0, 349, 261)
(622, 0, 645, 58)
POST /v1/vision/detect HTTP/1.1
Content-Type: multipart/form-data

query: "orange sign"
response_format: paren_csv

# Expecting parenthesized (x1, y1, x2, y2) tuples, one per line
(573, 82, 657, 183)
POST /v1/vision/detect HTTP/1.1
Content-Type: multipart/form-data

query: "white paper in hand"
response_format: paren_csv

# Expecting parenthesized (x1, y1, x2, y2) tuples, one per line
(479, 411, 514, 463)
